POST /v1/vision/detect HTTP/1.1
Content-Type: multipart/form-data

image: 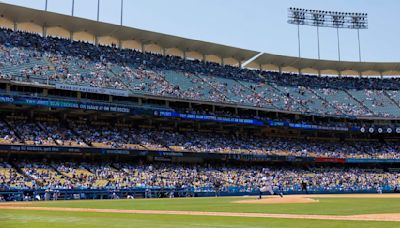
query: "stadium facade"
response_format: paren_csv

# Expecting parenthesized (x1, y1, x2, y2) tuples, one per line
(0, 3, 400, 201)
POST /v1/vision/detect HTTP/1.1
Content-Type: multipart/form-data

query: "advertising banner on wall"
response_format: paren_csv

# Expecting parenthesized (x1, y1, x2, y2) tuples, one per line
(55, 83, 129, 97)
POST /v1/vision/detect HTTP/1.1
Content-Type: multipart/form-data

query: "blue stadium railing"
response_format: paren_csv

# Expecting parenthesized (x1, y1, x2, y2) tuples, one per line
(0, 186, 396, 201)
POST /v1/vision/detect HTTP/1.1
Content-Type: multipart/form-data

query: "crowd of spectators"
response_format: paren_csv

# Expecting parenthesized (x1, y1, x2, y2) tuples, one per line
(12, 119, 55, 145)
(1, 28, 400, 117)
(71, 122, 168, 150)
(0, 161, 398, 193)
(0, 116, 399, 159)
(40, 121, 87, 147)
(0, 120, 18, 144)
(0, 162, 31, 189)
(48, 54, 125, 89)
(159, 130, 400, 159)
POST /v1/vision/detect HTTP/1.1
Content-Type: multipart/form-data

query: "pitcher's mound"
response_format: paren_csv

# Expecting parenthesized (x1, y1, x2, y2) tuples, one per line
(234, 196, 319, 204)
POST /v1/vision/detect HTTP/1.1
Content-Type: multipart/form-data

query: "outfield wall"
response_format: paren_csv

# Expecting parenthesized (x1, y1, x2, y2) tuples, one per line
(0, 187, 396, 202)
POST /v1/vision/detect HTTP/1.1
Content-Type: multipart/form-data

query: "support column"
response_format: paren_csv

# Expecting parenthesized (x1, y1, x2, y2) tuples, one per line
(72, 0, 75, 16)
(62, 113, 67, 121)
(318, 70, 321, 77)
(336, 27, 341, 61)
(120, 0, 124, 26)
(6, 84, 10, 94)
(42, 26, 47, 37)
(234, 108, 238, 115)
(259, 64, 262, 71)
(162, 48, 166, 56)
(357, 29, 362, 62)
(138, 98, 142, 106)
(297, 23, 301, 58)
(43, 88, 48, 97)
(238, 60, 242, 68)
(77, 92, 81, 100)
(220, 57, 224, 66)
(95, 36, 99, 46)
(97, 0, 100, 21)
(69, 32, 74, 42)
(183, 51, 187, 60)
(109, 95, 113, 102)
(141, 43, 145, 53)
(316, 26, 321, 59)
(278, 66, 282, 75)
(165, 100, 170, 108)
(380, 72, 383, 79)
(118, 40, 122, 49)
(202, 54, 206, 62)
(13, 22, 17, 31)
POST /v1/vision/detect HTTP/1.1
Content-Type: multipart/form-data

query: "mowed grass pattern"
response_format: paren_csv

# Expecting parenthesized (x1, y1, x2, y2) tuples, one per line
(0, 209, 400, 228)
(30, 197, 400, 215)
(2, 196, 400, 227)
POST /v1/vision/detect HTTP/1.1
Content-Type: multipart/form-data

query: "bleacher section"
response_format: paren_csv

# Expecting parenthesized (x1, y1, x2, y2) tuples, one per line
(0, 114, 398, 159)
(1, 28, 400, 118)
(1, 161, 399, 193)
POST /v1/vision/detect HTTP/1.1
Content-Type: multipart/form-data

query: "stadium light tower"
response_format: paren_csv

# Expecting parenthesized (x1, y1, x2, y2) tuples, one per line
(287, 8, 305, 59)
(288, 8, 368, 62)
(120, 0, 124, 26)
(97, 0, 101, 22)
(71, 0, 75, 16)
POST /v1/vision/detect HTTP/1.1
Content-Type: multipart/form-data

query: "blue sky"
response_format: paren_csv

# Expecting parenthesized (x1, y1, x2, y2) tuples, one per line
(2, 0, 398, 62)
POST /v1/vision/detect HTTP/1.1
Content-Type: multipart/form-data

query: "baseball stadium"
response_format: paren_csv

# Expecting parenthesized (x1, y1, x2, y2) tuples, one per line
(1, 1, 400, 227)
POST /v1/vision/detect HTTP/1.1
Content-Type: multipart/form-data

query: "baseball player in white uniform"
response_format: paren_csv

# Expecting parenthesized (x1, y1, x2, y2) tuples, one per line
(259, 176, 274, 199)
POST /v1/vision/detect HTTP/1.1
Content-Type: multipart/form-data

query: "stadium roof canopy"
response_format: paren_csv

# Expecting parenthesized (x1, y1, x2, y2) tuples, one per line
(1, 2, 400, 76)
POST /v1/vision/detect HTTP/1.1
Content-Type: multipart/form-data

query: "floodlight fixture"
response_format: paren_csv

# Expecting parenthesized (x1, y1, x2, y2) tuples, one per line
(288, 7, 368, 62)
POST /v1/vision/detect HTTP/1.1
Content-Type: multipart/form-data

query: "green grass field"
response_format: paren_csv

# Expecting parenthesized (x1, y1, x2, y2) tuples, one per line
(1, 195, 400, 227)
